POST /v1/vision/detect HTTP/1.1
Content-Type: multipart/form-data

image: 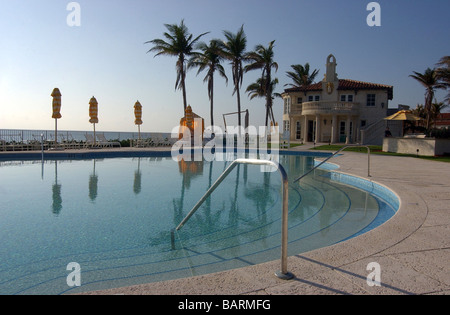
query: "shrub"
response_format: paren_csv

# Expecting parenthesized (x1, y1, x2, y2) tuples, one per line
(430, 127, 450, 139)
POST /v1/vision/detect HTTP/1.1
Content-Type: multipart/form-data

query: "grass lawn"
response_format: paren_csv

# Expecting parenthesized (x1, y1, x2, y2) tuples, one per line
(311, 144, 450, 163)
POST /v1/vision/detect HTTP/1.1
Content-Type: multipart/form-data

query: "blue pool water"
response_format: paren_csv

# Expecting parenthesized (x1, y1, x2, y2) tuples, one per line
(0, 152, 398, 294)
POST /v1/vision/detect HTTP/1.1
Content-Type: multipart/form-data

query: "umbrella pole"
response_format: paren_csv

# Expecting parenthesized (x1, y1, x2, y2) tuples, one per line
(55, 118, 58, 147)
(93, 124, 96, 147)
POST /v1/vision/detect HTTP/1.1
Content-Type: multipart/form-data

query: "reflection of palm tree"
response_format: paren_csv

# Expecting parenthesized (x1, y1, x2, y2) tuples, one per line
(228, 164, 240, 227)
(243, 172, 274, 228)
(51, 161, 62, 215)
(187, 161, 225, 236)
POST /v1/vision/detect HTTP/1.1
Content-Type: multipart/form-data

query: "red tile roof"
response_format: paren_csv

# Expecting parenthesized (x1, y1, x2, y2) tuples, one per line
(284, 82, 323, 93)
(436, 113, 450, 126)
(284, 79, 394, 100)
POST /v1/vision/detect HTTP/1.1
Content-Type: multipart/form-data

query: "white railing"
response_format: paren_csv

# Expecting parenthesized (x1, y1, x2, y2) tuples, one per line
(301, 101, 360, 115)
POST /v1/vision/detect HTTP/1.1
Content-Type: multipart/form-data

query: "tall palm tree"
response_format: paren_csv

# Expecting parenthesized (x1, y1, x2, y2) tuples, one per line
(145, 20, 209, 113)
(188, 40, 228, 130)
(221, 25, 248, 128)
(410, 68, 445, 131)
(245, 40, 279, 127)
(285, 63, 320, 92)
(436, 56, 450, 105)
(246, 77, 281, 125)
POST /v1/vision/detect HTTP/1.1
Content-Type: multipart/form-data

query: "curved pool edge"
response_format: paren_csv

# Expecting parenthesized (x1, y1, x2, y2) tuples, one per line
(79, 150, 438, 295)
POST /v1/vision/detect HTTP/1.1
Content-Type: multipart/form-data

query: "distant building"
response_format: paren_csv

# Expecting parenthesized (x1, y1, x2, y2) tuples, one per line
(436, 113, 450, 129)
(281, 54, 393, 144)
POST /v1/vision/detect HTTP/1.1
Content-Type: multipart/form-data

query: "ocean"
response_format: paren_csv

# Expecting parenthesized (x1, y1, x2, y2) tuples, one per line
(0, 129, 173, 143)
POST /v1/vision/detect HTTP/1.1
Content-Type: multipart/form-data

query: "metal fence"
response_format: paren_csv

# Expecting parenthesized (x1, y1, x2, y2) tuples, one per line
(0, 129, 173, 151)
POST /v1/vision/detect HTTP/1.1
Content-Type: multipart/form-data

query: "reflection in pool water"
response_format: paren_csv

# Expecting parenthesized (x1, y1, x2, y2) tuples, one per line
(0, 153, 397, 294)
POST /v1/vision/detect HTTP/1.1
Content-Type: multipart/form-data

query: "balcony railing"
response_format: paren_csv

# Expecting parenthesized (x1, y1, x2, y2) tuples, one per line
(290, 101, 360, 116)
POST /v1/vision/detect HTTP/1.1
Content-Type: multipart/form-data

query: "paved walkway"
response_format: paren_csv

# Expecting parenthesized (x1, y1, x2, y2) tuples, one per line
(84, 145, 449, 295)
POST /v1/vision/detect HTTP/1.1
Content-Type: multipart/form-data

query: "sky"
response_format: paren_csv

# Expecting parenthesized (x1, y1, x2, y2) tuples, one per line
(0, 0, 449, 133)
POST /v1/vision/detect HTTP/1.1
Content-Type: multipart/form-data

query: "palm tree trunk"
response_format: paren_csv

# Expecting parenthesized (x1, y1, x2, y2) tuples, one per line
(236, 85, 242, 129)
(265, 104, 269, 127)
(210, 76, 214, 129)
(179, 55, 188, 113)
(270, 104, 275, 125)
(181, 75, 187, 113)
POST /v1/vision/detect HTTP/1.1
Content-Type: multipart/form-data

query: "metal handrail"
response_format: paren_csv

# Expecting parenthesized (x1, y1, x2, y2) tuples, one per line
(174, 158, 294, 280)
(293, 145, 371, 183)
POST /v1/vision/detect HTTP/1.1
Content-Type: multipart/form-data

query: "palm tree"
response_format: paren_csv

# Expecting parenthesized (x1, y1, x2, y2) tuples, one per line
(188, 40, 228, 130)
(145, 20, 209, 113)
(246, 77, 281, 125)
(410, 68, 446, 131)
(431, 102, 449, 129)
(412, 104, 426, 119)
(285, 63, 320, 92)
(245, 40, 279, 127)
(436, 56, 450, 105)
(221, 25, 248, 128)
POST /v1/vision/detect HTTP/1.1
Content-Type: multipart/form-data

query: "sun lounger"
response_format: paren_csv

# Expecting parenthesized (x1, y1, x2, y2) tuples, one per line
(84, 133, 98, 148)
(97, 133, 121, 148)
(134, 137, 155, 147)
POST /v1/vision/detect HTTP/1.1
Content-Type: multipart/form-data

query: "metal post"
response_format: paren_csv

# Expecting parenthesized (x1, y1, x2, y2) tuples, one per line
(41, 133, 44, 161)
(175, 158, 294, 280)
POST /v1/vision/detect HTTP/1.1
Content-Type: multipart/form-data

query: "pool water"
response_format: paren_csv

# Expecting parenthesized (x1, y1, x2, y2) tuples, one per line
(0, 153, 397, 294)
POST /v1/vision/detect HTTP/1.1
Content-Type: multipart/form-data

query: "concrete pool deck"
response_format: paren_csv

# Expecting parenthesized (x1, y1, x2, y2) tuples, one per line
(2, 145, 449, 294)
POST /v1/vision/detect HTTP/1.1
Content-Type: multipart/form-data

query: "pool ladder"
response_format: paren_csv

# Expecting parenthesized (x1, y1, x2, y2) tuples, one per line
(173, 158, 294, 280)
(294, 145, 372, 183)
(173, 146, 371, 281)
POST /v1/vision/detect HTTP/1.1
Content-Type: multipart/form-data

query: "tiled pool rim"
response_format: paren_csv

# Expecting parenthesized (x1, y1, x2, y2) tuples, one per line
(314, 159, 400, 211)
(0, 148, 332, 161)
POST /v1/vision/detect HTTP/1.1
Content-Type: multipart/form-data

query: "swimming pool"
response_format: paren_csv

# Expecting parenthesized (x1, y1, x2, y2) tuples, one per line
(0, 152, 398, 294)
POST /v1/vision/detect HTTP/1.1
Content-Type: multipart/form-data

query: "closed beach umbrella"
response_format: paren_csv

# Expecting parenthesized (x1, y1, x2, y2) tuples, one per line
(185, 105, 193, 129)
(134, 101, 143, 141)
(51, 88, 62, 146)
(89, 96, 99, 144)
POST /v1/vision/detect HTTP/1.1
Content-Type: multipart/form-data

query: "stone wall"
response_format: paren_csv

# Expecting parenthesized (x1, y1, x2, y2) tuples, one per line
(383, 137, 450, 156)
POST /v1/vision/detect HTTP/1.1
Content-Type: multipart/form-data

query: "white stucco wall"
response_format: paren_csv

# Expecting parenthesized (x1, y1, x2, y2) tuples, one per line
(383, 137, 450, 156)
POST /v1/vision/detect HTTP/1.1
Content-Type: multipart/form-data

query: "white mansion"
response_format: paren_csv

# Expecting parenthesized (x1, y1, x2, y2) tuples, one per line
(282, 54, 393, 144)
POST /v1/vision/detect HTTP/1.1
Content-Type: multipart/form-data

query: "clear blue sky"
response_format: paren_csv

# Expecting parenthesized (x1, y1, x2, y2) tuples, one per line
(0, 0, 449, 132)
